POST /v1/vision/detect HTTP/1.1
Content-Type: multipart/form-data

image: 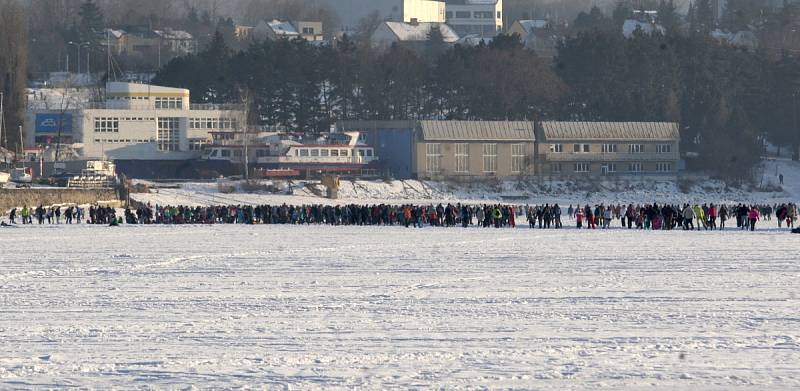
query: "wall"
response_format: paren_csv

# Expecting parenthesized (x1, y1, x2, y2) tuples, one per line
(404, 0, 446, 23)
(536, 140, 680, 177)
(415, 140, 535, 179)
(0, 188, 120, 213)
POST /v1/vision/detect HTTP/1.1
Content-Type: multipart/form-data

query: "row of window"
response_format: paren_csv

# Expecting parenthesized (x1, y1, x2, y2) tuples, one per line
(154, 97, 183, 109)
(109, 96, 148, 101)
(94, 118, 120, 133)
(446, 11, 501, 19)
(551, 162, 673, 173)
(291, 148, 374, 158)
(189, 118, 239, 130)
(551, 143, 673, 154)
(93, 139, 153, 144)
(426, 143, 526, 174)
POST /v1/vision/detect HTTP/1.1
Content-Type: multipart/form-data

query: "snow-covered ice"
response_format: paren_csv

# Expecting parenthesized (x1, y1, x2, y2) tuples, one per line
(1, 224, 798, 389)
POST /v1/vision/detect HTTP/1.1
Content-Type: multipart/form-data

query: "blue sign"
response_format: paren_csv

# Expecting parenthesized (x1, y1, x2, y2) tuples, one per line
(35, 113, 72, 134)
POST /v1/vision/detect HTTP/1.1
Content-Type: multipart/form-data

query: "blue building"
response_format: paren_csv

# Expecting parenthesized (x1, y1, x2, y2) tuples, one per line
(337, 120, 416, 179)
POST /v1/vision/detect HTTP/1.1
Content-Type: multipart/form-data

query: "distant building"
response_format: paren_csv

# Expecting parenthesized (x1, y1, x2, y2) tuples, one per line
(26, 82, 244, 162)
(507, 20, 560, 56)
(445, 0, 503, 37)
(535, 121, 680, 178)
(252, 20, 324, 42)
(415, 120, 536, 180)
(622, 19, 665, 38)
(154, 28, 196, 55)
(317, 0, 445, 33)
(235, 25, 255, 41)
(371, 21, 459, 48)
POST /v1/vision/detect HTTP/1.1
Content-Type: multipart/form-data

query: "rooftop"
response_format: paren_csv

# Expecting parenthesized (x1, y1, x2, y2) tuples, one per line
(419, 120, 535, 141)
(384, 22, 459, 43)
(539, 121, 680, 141)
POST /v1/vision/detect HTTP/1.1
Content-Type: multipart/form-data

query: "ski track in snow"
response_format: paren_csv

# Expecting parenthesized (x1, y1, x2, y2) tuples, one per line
(0, 223, 798, 389)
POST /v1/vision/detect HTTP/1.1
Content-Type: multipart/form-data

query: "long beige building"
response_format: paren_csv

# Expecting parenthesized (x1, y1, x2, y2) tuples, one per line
(414, 120, 535, 179)
(535, 121, 681, 178)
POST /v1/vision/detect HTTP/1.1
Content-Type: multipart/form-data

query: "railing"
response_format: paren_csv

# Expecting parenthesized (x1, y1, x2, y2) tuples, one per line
(257, 155, 378, 165)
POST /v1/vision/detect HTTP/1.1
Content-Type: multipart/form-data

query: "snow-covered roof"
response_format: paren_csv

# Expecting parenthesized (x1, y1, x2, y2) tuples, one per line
(104, 28, 126, 39)
(712, 29, 759, 49)
(622, 20, 665, 38)
(539, 122, 680, 142)
(268, 20, 299, 36)
(456, 34, 492, 46)
(384, 22, 459, 43)
(517, 20, 550, 34)
(155, 29, 193, 40)
(106, 82, 189, 97)
(419, 121, 535, 141)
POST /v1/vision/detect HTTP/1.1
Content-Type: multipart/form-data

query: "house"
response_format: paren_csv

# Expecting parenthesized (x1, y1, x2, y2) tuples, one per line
(252, 20, 324, 42)
(154, 28, 196, 55)
(317, 0, 445, 33)
(507, 19, 560, 56)
(622, 19, 665, 38)
(235, 25, 255, 41)
(371, 21, 459, 48)
(445, 0, 503, 37)
(414, 120, 536, 180)
(535, 121, 680, 178)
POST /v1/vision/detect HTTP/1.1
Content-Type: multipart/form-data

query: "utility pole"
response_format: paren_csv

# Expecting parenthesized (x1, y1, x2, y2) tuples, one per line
(0, 92, 4, 149)
(794, 90, 799, 161)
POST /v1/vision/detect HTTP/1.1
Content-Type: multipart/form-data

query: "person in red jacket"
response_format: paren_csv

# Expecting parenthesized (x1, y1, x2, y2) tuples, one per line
(708, 204, 718, 230)
(748, 205, 760, 231)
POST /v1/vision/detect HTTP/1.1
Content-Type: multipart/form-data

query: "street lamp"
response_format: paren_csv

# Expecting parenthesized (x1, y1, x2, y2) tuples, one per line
(67, 41, 90, 75)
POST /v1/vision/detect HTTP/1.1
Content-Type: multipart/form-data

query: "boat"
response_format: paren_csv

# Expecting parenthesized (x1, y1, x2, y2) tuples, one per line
(200, 131, 380, 179)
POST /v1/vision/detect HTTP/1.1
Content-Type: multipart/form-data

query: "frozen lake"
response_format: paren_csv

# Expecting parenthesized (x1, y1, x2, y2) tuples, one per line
(1, 224, 798, 389)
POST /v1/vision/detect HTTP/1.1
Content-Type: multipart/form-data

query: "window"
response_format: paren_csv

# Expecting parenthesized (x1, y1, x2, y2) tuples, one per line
(426, 143, 442, 174)
(366, 149, 373, 157)
(629, 144, 645, 153)
(482, 143, 497, 173)
(455, 11, 471, 18)
(154, 97, 182, 109)
(601, 163, 617, 174)
(601, 144, 618, 153)
(302, 27, 314, 34)
(573, 144, 590, 153)
(657, 144, 672, 154)
(455, 143, 469, 173)
(574, 162, 590, 173)
(299, 149, 309, 157)
(157, 117, 180, 151)
(551, 163, 562, 173)
(497, 11, 502, 19)
(340, 150, 349, 157)
(628, 162, 643, 172)
(331, 149, 339, 157)
(320, 149, 329, 157)
(511, 144, 526, 173)
(358, 149, 365, 157)
(221, 150, 231, 157)
(656, 162, 672, 172)
(551, 144, 563, 153)
(311, 149, 319, 157)
(446, 11, 453, 19)
(94, 117, 119, 133)
(473, 11, 493, 18)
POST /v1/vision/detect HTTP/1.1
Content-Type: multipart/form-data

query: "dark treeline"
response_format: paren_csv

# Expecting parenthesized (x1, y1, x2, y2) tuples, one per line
(154, 25, 800, 177)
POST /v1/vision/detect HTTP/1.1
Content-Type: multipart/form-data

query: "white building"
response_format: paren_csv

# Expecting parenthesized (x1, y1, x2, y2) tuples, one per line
(371, 21, 459, 48)
(445, 0, 503, 37)
(316, 0, 445, 33)
(27, 82, 244, 161)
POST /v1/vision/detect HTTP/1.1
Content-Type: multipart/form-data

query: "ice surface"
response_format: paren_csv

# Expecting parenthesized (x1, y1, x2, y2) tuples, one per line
(1, 224, 798, 389)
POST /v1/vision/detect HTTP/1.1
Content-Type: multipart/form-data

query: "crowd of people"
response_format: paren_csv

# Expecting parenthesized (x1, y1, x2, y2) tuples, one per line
(3, 202, 798, 232)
